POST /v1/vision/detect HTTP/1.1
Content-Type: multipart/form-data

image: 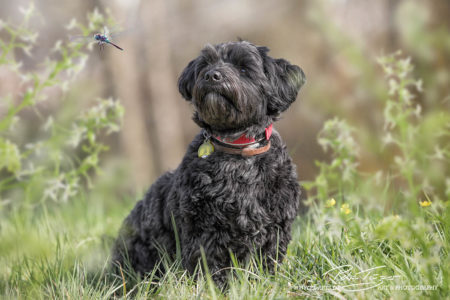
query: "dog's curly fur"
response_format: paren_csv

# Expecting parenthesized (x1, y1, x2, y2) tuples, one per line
(112, 41, 306, 284)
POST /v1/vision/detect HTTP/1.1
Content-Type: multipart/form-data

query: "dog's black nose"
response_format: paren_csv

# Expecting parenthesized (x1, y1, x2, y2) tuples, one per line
(204, 70, 222, 82)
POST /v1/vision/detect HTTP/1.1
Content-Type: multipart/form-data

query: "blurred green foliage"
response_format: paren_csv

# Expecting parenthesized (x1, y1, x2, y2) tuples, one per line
(308, 50, 449, 209)
(302, 49, 449, 298)
(0, 3, 123, 207)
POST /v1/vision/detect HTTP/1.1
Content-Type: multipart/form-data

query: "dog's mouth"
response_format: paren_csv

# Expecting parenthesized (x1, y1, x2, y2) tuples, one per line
(194, 91, 241, 129)
(192, 80, 249, 130)
(203, 92, 237, 110)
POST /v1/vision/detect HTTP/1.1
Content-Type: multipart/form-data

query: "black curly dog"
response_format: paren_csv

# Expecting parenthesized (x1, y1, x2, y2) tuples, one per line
(112, 41, 306, 285)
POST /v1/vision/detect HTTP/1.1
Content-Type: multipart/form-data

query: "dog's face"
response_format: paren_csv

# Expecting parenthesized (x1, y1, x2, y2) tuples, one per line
(178, 41, 306, 134)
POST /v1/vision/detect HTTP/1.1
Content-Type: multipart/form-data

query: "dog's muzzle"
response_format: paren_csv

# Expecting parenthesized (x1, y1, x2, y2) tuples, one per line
(203, 70, 223, 83)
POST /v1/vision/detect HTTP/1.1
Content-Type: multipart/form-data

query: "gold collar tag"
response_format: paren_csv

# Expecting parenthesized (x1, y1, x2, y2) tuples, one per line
(198, 139, 214, 158)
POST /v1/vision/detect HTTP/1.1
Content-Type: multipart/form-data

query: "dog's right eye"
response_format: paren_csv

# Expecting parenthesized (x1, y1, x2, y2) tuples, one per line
(240, 68, 246, 74)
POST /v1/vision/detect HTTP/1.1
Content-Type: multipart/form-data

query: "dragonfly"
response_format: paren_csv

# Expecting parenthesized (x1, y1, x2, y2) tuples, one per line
(69, 26, 124, 51)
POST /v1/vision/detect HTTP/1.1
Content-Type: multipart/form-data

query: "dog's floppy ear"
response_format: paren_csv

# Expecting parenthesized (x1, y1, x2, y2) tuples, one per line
(258, 47, 306, 115)
(178, 58, 200, 101)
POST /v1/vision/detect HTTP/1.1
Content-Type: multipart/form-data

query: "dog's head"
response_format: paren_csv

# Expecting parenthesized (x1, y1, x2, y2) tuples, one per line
(178, 41, 306, 135)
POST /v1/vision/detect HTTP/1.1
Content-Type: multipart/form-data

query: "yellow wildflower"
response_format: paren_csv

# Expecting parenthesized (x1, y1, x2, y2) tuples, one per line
(325, 198, 336, 208)
(340, 203, 351, 214)
(419, 200, 432, 207)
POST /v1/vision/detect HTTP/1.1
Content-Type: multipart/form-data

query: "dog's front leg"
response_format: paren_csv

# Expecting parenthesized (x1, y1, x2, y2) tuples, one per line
(258, 224, 292, 273)
(181, 232, 232, 286)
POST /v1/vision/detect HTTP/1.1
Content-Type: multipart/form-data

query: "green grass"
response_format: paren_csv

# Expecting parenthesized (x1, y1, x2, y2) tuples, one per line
(0, 183, 448, 299)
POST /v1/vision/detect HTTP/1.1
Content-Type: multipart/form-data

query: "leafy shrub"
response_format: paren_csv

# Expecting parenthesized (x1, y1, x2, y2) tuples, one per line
(302, 51, 449, 298)
(0, 3, 123, 207)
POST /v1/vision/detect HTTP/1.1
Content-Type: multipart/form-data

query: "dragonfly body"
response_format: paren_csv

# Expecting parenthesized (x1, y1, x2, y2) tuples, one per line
(70, 26, 124, 51)
(94, 33, 123, 51)
(94, 33, 108, 43)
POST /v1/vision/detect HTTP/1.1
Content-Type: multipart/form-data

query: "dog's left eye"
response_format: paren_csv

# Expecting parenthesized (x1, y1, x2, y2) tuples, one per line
(240, 68, 246, 74)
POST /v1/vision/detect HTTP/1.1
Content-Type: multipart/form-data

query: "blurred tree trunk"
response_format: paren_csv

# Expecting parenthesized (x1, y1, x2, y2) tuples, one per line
(139, 0, 185, 173)
(108, 50, 156, 189)
(386, 0, 400, 52)
(94, 0, 156, 190)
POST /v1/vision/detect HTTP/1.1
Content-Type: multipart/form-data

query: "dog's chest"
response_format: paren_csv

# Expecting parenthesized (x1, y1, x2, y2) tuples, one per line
(178, 154, 282, 232)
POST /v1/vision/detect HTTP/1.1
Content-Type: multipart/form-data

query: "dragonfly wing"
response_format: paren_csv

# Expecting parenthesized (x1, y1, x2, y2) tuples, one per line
(104, 26, 110, 38)
(109, 27, 135, 40)
(68, 35, 93, 42)
(104, 24, 121, 36)
(109, 31, 126, 41)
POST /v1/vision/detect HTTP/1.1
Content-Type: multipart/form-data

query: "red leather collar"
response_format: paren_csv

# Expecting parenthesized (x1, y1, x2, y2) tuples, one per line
(213, 124, 273, 147)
